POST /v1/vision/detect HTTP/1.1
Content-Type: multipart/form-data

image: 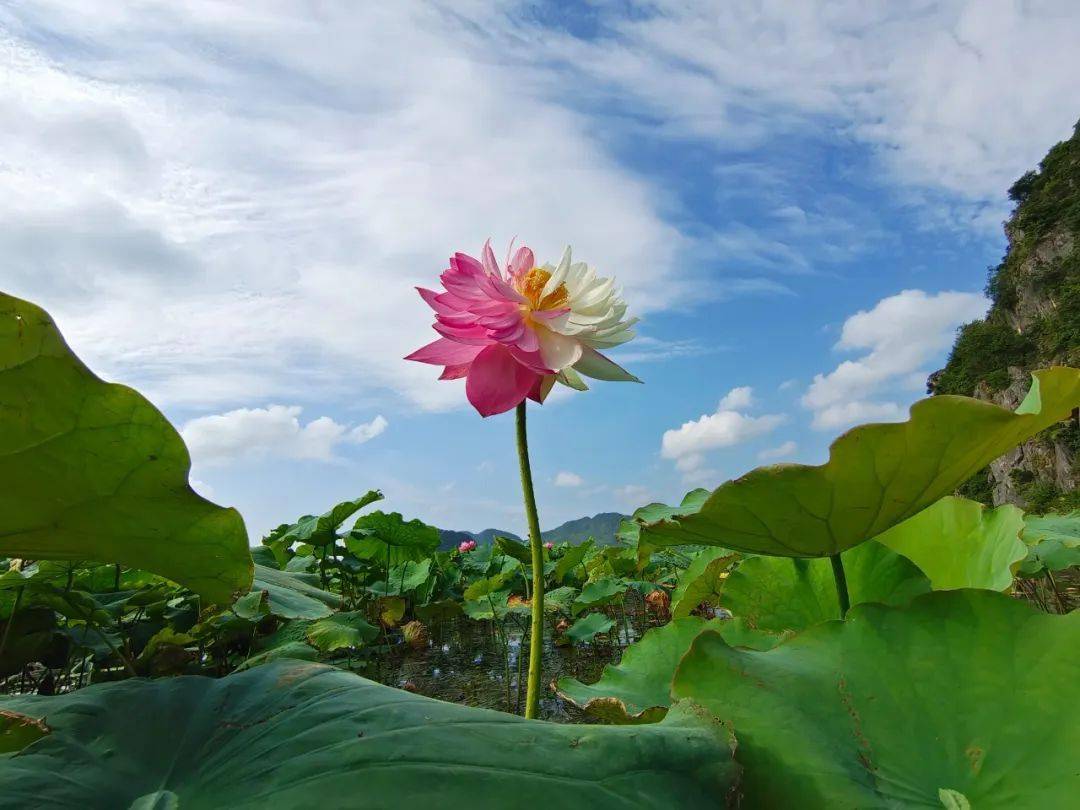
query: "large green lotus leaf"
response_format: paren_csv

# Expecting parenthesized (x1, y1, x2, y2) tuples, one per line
(671, 590, 1080, 808)
(0, 709, 48, 755)
(618, 489, 710, 567)
(368, 557, 433, 597)
(874, 496, 1027, 590)
(557, 616, 785, 724)
(304, 611, 379, 653)
(250, 564, 339, 620)
(1020, 510, 1080, 574)
(346, 510, 440, 566)
(671, 548, 737, 619)
(572, 577, 627, 614)
(279, 491, 383, 547)
(564, 612, 616, 644)
(0, 661, 738, 808)
(721, 541, 930, 633)
(0, 294, 252, 604)
(554, 539, 594, 583)
(493, 534, 532, 565)
(641, 369, 1080, 556)
(234, 641, 318, 672)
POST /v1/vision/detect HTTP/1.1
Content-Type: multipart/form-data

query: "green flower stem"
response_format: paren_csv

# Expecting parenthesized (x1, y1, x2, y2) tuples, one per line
(515, 401, 545, 719)
(830, 553, 850, 617)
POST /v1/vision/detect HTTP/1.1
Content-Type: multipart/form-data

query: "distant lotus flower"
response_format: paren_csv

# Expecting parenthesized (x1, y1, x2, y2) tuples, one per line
(406, 241, 639, 417)
(544, 542, 554, 550)
(458, 539, 477, 553)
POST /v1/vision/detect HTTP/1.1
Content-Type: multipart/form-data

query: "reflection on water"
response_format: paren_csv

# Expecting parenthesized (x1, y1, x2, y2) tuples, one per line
(362, 595, 653, 721)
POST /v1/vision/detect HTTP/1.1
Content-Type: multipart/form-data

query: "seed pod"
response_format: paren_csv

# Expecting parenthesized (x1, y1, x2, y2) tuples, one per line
(402, 620, 430, 651)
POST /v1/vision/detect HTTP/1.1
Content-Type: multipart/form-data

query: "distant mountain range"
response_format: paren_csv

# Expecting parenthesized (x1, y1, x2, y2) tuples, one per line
(438, 511, 629, 550)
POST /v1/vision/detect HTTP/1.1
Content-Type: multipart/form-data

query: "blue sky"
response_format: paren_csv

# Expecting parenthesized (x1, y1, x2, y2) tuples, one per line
(3, 1, 1080, 538)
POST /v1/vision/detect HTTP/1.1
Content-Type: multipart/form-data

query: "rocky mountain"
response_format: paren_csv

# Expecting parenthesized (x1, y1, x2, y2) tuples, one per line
(438, 511, 629, 550)
(930, 120, 1080, 512)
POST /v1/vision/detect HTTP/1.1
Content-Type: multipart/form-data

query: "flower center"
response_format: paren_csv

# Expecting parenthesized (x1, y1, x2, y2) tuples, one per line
(520, 267, 569, 311)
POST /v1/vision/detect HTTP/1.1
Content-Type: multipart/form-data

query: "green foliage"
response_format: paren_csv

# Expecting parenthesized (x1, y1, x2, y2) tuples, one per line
(954, 464, 995, 505)
(563, 612, 615, 644)
(304, 611, 379, 653)
(1020, 510, 1080, 574)
(671, 590, 1080, 808)
(720, 542, 930, 633)
(670, 549, 736, 619)
(874, 496, 1028, 591)
(557, 617, 784, 724)
(0, 661, 738, 807)
(641, 369, 1080, 556)
(0, 293, 252, 605)
(938, 123, 1080, 396)
(932, 318, 1035, 396)
(250, 564, 339, 620)
(278, 492, 383, 547)
(347, 511, 440, 566)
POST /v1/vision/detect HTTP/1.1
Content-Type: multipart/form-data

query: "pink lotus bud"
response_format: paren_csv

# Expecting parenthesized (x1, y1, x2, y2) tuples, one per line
(544, 542, 554, 550)
(458, 540, 473, 553)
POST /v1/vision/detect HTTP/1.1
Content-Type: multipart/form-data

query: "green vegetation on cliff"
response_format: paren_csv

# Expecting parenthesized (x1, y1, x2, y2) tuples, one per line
(934, 120, 1080, 398)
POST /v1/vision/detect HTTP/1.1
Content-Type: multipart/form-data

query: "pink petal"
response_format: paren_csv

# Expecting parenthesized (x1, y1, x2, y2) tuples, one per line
(450, 252, 483, 275)
(508, 246, 535, 279)
(433, 321, 493, 345)
(527, 374, 556, 403)
(405, 338, 485, 366)
(417, 287, 457, 315)
(508, 345, 554, 374)
(440, 363, 471, 380)
(465, 344, 540, 417)
(515, 325, 540, 353)
(482, 239, 501, 278)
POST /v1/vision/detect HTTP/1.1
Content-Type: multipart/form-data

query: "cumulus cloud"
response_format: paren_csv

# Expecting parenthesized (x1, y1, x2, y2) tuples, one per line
(718, 386, 755, 411)
(661, 386, 784, 480)
(554, 471, 585, 488)
(181, 405, 387, 465)
(802, 289, 988, 431)
(758, 440, 797, 461)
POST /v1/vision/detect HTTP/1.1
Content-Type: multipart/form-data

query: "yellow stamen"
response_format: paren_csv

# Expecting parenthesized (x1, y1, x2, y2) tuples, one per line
(520, 267, 568, 310)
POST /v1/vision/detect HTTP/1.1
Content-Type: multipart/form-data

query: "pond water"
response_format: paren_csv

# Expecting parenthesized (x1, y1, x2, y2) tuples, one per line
(361, 593, 657, 721)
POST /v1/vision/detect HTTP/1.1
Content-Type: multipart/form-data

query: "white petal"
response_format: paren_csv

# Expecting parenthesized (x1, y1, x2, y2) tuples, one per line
(541, 246, 572, 300)
(537, 326, 583, 372)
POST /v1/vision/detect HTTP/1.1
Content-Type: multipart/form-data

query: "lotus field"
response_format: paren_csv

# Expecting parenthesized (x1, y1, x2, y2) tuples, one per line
(1, 257, 1079, 808)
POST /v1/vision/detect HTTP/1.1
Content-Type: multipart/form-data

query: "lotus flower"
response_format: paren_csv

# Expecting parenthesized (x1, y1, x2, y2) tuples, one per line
(406, 241, 639, 416)
(457, 539, 477, 553)
(544, 542, 554, 550)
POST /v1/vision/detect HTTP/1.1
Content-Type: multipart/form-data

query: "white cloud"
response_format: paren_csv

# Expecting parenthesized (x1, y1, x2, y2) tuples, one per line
(554, 471, 585, 488)
(802, 289, 988, 430)
(718, 386, 755, 411)
(778, 379, 798, 391)
(538, 0, 1080, 226)
(661, 395, 785, 481)
(811, 401, 907, 433)
(349, 415, 388, 444)
(181, 405, 387, 465)
(758, 440, 797, 461)
(0, 3, 693, 415)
